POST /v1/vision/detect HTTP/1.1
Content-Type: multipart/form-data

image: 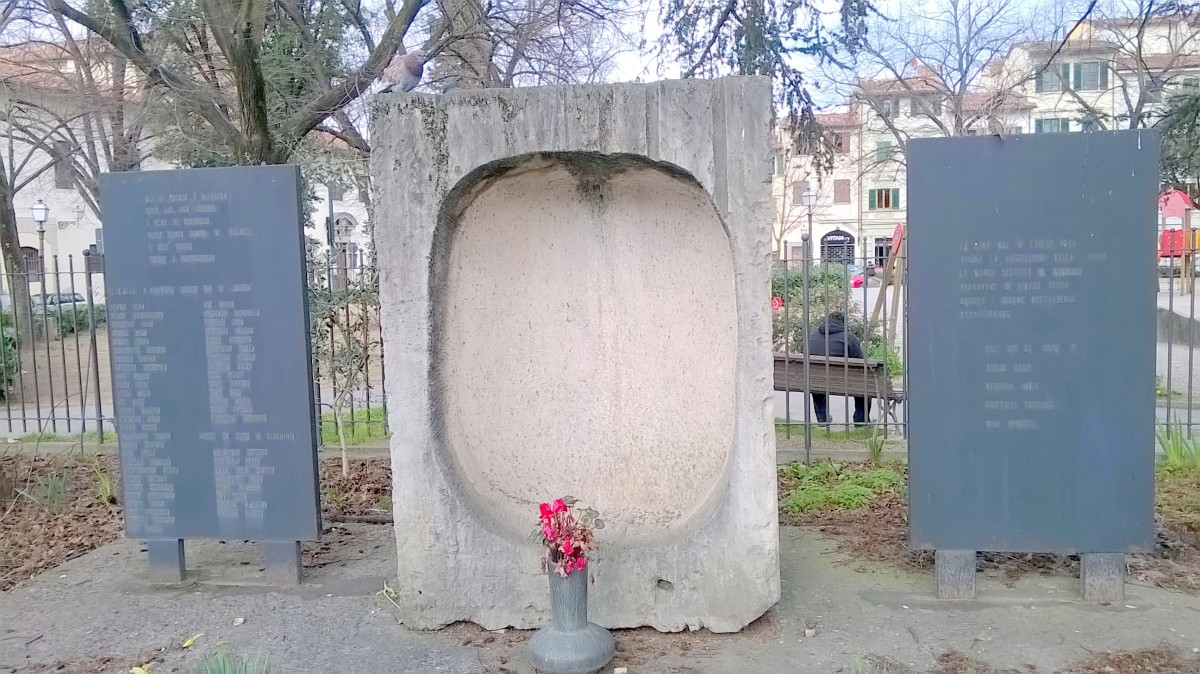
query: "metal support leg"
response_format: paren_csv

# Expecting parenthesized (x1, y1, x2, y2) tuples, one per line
(147, 539, 185, 584)
(935, 550, 976, 600)
(1081, 553, 1126, 603)
(263, 540, 303, 585)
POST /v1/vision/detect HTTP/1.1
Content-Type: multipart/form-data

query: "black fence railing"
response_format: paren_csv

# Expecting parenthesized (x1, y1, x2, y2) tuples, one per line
(0, 255, 387, 446)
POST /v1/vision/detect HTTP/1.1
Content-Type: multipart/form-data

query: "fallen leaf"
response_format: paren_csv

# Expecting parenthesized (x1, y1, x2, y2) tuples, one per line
(182, 633, 203, 648)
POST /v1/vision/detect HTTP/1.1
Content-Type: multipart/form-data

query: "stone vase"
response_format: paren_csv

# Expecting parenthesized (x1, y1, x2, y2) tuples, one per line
(526, 566, 615, 674)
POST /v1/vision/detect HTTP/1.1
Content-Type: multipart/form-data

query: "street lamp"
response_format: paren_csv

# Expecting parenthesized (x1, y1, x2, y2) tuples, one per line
(31, 198, 49, 269)
(30, 199, 49, 229)
(800, 187, 817, 262)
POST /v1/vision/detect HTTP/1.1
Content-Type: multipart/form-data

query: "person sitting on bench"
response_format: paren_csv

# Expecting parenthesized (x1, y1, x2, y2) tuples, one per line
(806, 311, 872, 425)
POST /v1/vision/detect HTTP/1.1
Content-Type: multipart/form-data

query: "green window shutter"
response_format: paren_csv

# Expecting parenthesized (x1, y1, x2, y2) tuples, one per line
(868, 189, 877, 210)
(875, 140, 891, 162)
(1035, 71, 1044, 93)
(1062, 64, 1072, 90)
(892, 188, 901, 210)
(1061, 118, 1071, 132)
(1073, 63, 1082, 90)
(1035, 118, 1043, 133)
(1099, 63, 1108, 88)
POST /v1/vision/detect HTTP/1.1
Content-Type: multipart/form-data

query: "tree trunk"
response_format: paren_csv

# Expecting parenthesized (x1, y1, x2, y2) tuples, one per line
(0, 166, 33, 338)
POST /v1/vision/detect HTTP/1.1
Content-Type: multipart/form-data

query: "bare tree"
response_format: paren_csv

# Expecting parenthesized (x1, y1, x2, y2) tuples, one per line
(2, 11, 152, 217)
(47, 0, 433, 165)
(428, 0, 639, 89)
(846, 0, 1046, 152)
(1053, 0, 1200, 130)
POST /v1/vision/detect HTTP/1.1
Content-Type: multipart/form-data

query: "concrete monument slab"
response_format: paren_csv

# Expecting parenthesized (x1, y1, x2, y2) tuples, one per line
(370, 78, 778, 632)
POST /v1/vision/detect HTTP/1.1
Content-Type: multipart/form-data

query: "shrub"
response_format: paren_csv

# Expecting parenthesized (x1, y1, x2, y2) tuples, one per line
(779, 460, 904, 514)
(0, 311, 18, 398)
(53, 304, 106, 338)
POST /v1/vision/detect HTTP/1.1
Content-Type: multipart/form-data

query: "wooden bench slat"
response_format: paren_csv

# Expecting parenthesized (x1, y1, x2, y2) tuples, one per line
(772, 353, 903, 402)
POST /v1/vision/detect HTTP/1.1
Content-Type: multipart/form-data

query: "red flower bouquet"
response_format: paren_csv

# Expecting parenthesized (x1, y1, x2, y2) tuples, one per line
(533, 497, 603, 577)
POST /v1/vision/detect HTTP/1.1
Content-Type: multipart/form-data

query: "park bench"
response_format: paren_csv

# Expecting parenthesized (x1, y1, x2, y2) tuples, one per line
(773, 353, 905, 423)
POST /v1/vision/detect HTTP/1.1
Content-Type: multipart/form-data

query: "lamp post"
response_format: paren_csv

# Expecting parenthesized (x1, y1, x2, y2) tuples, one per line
(31, 199, 49, 277)
(800, 187, 817, 262)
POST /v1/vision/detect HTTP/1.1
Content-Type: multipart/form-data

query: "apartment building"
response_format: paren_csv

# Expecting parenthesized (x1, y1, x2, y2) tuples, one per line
(774, 14, 1200, 264)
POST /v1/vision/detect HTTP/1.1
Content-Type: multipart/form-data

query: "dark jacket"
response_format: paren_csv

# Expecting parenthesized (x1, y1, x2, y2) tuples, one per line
(807, 315, 863, 359)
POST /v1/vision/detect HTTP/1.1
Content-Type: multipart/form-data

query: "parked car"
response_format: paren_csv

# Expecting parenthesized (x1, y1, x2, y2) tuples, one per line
(30, 293, 88, 312)
(848, 262, 876, 288)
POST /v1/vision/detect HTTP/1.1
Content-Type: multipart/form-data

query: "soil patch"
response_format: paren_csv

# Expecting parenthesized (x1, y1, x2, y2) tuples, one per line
(0, 452, 122, 591)
(779, 461, 1200, 592)
(1, 454, 393, 591)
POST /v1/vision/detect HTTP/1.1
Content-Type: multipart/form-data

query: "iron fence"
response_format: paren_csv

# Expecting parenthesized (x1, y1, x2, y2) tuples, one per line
(772, 243, 908, 460)
(0, 255, 387, 446)
(3, 236, 1195, 455)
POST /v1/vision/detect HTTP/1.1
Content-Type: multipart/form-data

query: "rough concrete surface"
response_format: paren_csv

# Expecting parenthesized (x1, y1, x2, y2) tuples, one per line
(437, 157, 736, 543)
(370, 77, 779, 633)
(3, 527, 1200, 673)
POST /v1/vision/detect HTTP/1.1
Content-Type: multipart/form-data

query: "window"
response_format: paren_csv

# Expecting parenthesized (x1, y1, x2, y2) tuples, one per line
(21, 246, 40, 275)
(874, 237, 893, 267)
(834, 179, 851, 204)
(1034, 118, 1070, 133)
(1144, 82, 1163, 103)
(1081, 116, 1100, 132)
(1183, 77, 1199, 89)
(328, 184, 345, 201)
(53, 141, 72, 189)
(911, 96, 942, 117)
(868, 187, 901, 210)
(792, 180, 809, 204)
(831, 132, 849, 154)
(1073, 61, 1108, 91)
(875, 140, 893, 162)
(878, 96, 900, 118)
(1035, 64, 1071, 93)
(1006, 126, 1024, 135)
(85, 244, 104, 273)
(770, 154, 782, 176)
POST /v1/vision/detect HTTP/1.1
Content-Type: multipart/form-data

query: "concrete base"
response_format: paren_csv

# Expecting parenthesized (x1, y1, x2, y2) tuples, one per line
(147, 539, 185, 584)
(1081, 553, 1126, 603)
(935, 550, 976, 600)
(263, 541, 303, 586)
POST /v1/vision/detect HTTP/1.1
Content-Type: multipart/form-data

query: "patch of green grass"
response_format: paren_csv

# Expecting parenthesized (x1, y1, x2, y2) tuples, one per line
(1156, 375, 1186, 399)
(35, 472, 69, 514)
(18, 432, 57, 443)
(775, 422, 877, 441)
(196, 646, 273, 674)
(1156, 418, 1200, 471)
(89, 455, 116, 505)
(779, 460, 904, 515)
(16, 430, 115, 444)
(320, 406, 388, 446)
(865, 430, 885, 463)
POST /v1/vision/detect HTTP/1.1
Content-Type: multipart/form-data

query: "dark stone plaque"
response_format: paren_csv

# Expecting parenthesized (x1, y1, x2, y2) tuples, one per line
(907, 131, 1157, 553)
(101, 165, 321, 542)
